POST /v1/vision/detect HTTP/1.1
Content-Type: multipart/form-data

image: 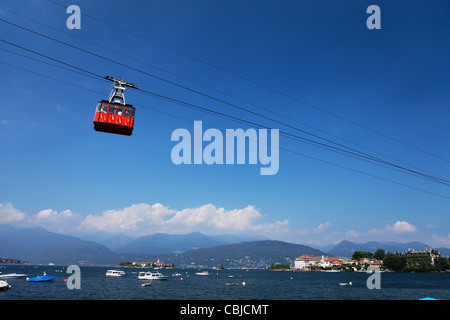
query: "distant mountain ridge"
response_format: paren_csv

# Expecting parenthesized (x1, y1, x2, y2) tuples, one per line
(327, 240, 450, 258)
(126, 240, 327, 268)
(1, 224, 449, 266)
(0, 224, 119, 265)
(0, 225, 323, 266)
(115, 232, 227, 254)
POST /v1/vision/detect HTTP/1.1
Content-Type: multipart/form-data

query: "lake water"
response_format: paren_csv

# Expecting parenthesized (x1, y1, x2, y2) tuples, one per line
(0, 264, 449, 300)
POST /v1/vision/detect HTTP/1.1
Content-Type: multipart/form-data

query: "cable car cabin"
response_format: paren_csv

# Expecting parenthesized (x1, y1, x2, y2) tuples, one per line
(93, 100, 135, 136)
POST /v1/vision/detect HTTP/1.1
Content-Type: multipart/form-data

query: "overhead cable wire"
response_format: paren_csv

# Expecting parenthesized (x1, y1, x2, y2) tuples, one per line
(0, 38, 103, 80)
(1, 18, 448, 183)
(2, 6, 447, 184)
(45, 0, 450, 165)
(1, 31, 449, 187)
(0, 19, 438, 169)
(2, 58, 450, 201)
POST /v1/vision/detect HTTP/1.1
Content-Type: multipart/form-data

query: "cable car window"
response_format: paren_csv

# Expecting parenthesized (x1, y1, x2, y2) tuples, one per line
(108, 105, 117, 114)
(117, 106, 123, 116)
(124, 107, 131, 117)
(101, 103, 108, 113)
(130, 108, 135, 118)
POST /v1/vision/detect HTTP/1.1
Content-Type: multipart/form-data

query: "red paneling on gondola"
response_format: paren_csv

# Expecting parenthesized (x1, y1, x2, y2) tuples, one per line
(93, 76, 138, 136)
(93, 100, 135, 136)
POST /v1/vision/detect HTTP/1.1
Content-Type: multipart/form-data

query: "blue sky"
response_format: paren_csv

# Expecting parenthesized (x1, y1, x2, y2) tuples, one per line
(0, 0, 449, 248)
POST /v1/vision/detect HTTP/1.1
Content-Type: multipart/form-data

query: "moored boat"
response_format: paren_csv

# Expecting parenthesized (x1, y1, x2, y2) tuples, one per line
(27, 273, 54, 282)
(339, 282, 352, 286)
(0, 280, 11, 291)
(106, 270, 126, 277)
(0, 273, 27, 279)
(137, 271, 168, 281)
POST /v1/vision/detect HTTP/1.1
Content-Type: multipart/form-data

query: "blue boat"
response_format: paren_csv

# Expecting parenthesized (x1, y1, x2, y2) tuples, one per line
(27, 273, 54, 282)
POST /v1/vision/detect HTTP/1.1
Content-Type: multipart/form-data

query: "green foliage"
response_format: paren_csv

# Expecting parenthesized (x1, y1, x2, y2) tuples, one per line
(351, 251, 373, 260)
(383, 253, 406, 271)
(434, 257, 449, 272)
(374, 249, 386, 260)
(268, 263, 290, 270)
(382, 251, 449, 272)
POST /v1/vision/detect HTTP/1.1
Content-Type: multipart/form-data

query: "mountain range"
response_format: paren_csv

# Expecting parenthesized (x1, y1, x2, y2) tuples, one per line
(326, 240, 450, 258)
(0, 224, 448, 266)
(0, 224, 117, 265)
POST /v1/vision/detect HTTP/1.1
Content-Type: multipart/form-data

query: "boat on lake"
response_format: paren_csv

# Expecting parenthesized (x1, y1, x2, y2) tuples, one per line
(339, 282, 352, 286)
(106, 270, 126, 277)
(137, 271, 168, 281)
(27, 272, 54, 282)
(196, 271, 211, 276)
(0, 280, 11, 291)
(0, 273, 27, 279)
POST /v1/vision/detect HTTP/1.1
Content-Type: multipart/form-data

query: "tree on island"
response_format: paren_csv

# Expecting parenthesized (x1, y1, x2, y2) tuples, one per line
(351, 251, 374, 260)
(374, 249, 386, 260)
(268, 263, 291, 270)
(383, 253, 406, 271)
(351, 249, 385, 261)
(434, 257, 449, 272)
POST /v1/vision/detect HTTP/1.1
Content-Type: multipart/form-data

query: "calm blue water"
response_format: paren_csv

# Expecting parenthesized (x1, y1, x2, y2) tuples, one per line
(0, 265, 449, 300)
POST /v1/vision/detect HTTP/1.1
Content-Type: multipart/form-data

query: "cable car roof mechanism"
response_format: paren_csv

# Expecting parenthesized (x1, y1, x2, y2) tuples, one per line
(93, 76, 138, 136)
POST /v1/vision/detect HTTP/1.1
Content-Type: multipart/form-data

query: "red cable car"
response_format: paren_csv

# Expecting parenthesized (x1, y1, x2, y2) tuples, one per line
(93, 76, 138, 136)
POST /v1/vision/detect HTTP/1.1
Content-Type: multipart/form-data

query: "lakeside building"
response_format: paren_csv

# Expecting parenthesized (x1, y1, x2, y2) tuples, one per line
(294, 254, 382, 270)
(359, 258, 383, 266)
(0, 257, 24, 264)
(131, 259, 174, 269)
(294, 255, 343, 270)
(404, 247, 440, 265)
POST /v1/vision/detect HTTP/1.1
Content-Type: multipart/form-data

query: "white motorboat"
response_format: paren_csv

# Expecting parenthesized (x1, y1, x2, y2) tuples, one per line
(339, 282, 352, 286)
(137, 271, 168, 281)
(0, 280, 11, 291)
(105, 270, 126, 277)
(0, 273, 28, 279)
(196, 271, 211, 276)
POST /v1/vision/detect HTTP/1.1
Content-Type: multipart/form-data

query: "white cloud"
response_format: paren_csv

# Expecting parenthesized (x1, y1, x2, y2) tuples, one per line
(0, 202, 26, 223)
(78, 203, 290, 237)
(3, 202, 441, 247)
(314, 222, 331, 233)
(29, 208, 82, 234)
(386, 221, 418, 234)
(430, 233, 450, 247)
(0, 202, 291, 239)
(368, 220, 418, 236)
(167, 204, 262, 232)
(79, 203, 175, 235)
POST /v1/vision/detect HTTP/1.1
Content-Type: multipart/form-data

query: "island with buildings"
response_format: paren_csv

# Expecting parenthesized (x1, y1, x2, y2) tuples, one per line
(291, 247, 448, 272)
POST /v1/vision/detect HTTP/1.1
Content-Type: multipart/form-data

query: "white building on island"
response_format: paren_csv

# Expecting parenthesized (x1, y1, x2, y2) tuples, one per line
(294, 254, 342, 270)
